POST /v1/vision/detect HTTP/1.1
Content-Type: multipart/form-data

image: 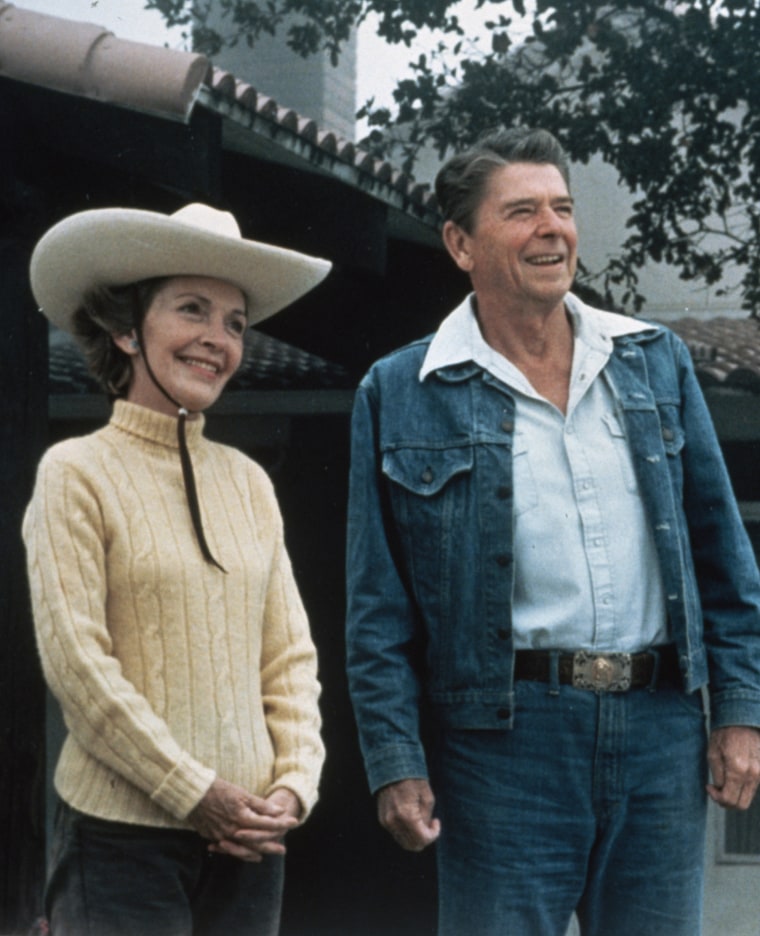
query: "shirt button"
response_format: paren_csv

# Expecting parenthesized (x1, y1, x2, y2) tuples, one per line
(421, 469, 434, 484)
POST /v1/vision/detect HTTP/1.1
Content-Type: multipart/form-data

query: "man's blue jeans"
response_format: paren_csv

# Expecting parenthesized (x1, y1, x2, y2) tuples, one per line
(46, 802, 285, 935)
(432, 677, 708, 936)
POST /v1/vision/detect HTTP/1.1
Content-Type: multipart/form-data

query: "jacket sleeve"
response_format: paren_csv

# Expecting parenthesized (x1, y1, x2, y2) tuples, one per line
(345, 381, 430, 794)
(22, 449, 216, 820)
(676, 336, 760, 728)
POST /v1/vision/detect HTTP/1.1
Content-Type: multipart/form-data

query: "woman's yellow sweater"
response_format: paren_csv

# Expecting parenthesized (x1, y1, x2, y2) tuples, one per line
(23, 400, 324, 827)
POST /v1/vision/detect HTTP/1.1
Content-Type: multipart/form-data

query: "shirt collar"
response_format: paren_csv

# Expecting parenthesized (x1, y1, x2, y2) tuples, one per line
(419, 291, 656, 381)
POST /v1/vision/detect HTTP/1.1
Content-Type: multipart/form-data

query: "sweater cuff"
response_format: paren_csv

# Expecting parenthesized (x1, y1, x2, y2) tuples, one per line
(265, 772, 319, 820)
(151, 753, 216, 820)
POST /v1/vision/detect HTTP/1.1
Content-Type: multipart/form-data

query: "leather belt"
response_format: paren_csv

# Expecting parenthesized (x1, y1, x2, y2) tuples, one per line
(514, 645, 681, 692)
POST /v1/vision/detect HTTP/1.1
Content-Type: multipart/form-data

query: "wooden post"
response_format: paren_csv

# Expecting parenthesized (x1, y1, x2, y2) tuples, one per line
(0, 236, 49, 932)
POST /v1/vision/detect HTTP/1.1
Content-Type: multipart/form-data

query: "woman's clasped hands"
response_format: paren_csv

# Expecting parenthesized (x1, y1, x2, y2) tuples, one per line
(189, 777, 301, 862)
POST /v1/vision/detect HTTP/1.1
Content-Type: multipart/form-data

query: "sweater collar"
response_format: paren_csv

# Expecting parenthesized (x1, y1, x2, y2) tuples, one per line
(110, 399, 206, 450)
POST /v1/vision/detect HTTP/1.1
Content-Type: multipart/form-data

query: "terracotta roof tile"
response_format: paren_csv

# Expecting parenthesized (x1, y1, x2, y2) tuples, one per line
(295, 116, 318, 142)
(278, 106, 301, 131)
(316, 130, 339, 154)
(209, 67, 237, 96)
(665, 316, 760, 391)
(335, 139, 356, 162)
(233, 80, 258, 108)
(0, 3, 210, 119)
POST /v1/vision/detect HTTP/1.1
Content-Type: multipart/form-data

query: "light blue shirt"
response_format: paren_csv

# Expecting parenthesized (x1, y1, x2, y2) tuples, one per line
(420, 293, 669, 652)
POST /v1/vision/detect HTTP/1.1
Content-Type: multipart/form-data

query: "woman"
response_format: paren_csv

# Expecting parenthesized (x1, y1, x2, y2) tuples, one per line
(23, 203, 330, 936)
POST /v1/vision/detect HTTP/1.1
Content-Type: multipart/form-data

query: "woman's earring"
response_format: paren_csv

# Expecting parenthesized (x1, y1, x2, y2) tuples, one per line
(130, 338, 139, 350)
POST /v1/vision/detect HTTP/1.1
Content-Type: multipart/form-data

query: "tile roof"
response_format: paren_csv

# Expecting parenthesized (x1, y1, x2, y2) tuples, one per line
(49, 328, 351, 395)
(0, 3, 439, 231)
(49, 316, 760, 396)
(665, 316, 760, 392)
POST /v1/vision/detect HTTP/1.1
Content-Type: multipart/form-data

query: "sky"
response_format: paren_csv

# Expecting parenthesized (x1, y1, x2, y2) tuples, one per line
(10, 0, 528, 123)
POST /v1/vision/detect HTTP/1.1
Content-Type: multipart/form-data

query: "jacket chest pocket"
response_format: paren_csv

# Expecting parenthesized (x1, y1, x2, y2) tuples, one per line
(382, 445, 475, 565)
(383, 445, 474, 495)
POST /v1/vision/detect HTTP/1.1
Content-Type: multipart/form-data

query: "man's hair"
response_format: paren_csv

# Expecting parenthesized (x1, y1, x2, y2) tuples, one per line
(73, 278, 168, 397)
(434, 127, 571, 233)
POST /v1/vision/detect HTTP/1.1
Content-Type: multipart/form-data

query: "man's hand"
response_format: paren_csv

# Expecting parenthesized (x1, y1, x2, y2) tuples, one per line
(707, 726, 760, 810)
(189, 778, 299, 862)
(377, 778, 441, 852)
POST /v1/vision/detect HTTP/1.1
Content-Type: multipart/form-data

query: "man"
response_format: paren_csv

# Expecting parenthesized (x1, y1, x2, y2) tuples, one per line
(345, 127, 760, 936)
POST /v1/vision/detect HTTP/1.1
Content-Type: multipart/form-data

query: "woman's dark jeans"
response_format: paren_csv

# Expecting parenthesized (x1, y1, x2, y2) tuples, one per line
(46, 801, 284, 936)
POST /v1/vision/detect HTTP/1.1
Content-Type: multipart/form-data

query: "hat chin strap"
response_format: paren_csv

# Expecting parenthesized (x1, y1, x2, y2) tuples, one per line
(135, 328, 227, 573)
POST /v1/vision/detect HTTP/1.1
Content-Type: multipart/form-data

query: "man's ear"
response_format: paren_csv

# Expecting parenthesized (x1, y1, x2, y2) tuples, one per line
(112, 332, 139, 355)
(442, 220, 475, 273)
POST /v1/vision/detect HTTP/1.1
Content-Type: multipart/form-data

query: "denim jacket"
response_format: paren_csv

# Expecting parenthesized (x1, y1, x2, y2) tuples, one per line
(346, 297, 760, 794)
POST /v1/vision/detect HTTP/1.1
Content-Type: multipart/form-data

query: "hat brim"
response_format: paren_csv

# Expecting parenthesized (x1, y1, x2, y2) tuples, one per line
(30, 208, 332, 331)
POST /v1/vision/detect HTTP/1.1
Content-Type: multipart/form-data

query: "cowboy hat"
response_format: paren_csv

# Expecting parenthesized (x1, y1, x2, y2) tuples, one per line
(30, 202, 332, 331)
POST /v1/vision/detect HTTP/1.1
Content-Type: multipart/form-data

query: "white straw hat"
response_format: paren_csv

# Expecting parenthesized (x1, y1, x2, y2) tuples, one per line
(30, 202, 332, 330)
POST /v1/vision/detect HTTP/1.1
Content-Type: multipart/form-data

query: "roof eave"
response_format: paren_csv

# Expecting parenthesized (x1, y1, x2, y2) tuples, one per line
(196, 84, 443, 248)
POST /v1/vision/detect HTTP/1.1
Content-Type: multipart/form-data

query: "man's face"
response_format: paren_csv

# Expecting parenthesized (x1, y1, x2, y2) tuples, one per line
(448, 161, 578, 313)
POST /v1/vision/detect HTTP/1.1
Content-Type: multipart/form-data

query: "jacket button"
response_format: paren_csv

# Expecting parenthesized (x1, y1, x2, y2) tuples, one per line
(497, 628, 509, 640)
(496, 554, 511, 567)
(496, 486, 510, 499)
(421, 468, 434, 484)
(662, 427, 674, 441)
(497, 708, 510, 720)
(501, 420, 514, 433)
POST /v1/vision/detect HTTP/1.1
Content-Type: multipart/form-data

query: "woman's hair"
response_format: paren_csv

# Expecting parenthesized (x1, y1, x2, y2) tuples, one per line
(73, 278, 169, 396)
(73, 277, 253, 397)
(434, 127, 571, 233)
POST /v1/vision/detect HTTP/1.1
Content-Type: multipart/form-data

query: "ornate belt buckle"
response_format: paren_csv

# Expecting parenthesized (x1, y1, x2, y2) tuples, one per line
(572, 652, 633, 692)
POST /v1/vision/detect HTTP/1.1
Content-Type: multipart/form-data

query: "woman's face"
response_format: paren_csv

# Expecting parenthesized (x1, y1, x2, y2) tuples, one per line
(118, 275, 247, 416)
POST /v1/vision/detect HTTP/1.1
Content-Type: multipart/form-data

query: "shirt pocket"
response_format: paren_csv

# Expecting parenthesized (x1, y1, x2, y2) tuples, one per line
(602, 410, 639, 494)
(511, 437, 539, 517)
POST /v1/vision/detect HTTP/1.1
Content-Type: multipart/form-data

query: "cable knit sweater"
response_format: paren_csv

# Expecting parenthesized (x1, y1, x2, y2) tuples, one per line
(23, 400, 324, 828)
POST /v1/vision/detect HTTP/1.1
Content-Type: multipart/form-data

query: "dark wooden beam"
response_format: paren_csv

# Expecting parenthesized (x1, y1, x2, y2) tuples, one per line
(0, 76, 223, 202)
(0, 238, 48, 932)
